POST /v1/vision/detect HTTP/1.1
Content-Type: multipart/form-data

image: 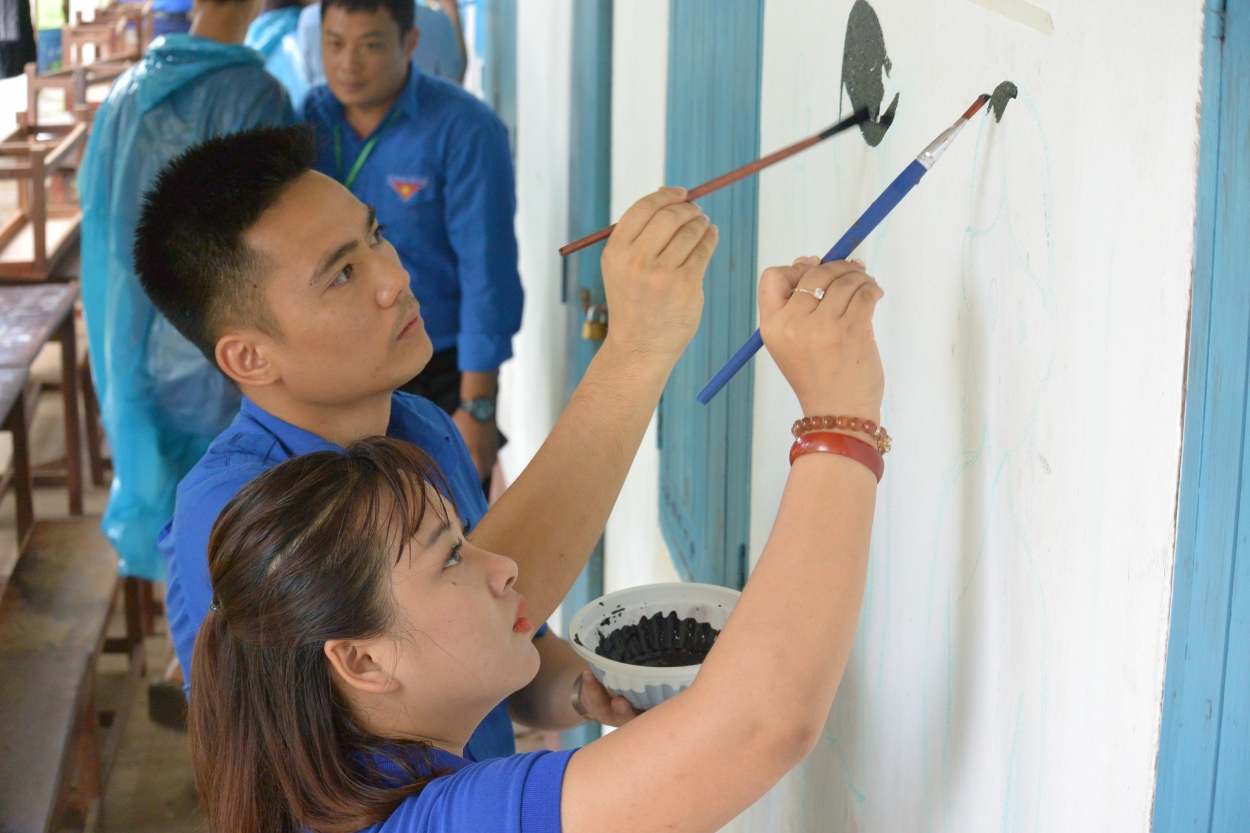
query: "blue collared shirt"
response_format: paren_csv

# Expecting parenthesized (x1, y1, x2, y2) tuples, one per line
(159, 392, 516, 761)
(354, 745, 575, 832)
(303, 68, 523, 372)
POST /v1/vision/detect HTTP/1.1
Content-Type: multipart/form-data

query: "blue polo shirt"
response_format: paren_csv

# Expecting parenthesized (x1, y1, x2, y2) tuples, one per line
(158, 392, 516, 761)
(303, 68, 523, 372)
(357, 746, 574, 832)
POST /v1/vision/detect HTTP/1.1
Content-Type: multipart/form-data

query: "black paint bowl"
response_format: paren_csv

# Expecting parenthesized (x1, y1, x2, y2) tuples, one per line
(569, 582, 741, 710)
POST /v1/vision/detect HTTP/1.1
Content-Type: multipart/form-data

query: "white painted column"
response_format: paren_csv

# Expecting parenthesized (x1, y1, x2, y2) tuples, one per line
(602, 0, 681, 595)
(498, 0, 573, 632)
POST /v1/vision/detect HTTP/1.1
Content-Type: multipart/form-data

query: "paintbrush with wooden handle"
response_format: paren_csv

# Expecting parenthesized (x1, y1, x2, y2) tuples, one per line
(559, 109, 870, 258)
(697, 93, 992, 405)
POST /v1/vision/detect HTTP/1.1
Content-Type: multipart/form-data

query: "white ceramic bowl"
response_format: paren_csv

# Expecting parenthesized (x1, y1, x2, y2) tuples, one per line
(568, 582, 741, 711)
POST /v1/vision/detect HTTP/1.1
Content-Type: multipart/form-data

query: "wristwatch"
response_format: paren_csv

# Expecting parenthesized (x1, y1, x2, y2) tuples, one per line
(459, 396, 497, 422)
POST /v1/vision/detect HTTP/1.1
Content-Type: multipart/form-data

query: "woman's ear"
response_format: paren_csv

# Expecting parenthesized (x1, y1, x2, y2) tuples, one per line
(216, 332, 280, 389)
(324, 639, 401, 695)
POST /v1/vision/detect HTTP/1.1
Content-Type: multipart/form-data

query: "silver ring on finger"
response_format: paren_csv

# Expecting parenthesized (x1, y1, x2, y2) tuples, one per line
(571, 675, 593, 722)
(793, 286, 826, 301)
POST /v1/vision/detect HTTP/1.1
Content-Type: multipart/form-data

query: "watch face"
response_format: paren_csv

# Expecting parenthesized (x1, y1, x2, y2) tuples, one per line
(463, 397, 496, 421)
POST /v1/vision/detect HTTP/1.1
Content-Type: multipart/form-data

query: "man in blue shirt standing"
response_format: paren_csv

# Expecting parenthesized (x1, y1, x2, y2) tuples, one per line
(304, 0, 514, 487)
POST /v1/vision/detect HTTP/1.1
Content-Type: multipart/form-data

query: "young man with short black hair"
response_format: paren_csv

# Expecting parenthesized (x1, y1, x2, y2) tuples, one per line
(304, 0, 518, 485)
(143, 126, 717, 759)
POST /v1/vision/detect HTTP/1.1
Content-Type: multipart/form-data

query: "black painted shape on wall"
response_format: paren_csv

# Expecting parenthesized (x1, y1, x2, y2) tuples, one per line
(989, 80, 1018, 122)
(841, 0, 897, 147)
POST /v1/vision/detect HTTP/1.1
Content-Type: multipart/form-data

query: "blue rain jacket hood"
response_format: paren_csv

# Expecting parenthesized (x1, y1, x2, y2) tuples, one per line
(78, 34, 295, 580)
(245, 8, 311, 114)
(135, 35, 270, 112)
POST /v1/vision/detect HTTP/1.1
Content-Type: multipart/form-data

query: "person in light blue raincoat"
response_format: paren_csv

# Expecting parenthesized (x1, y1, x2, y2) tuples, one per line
(78, 2, 295, 581)
(245, 0, 313, 114)
(296, 0, 464, 88)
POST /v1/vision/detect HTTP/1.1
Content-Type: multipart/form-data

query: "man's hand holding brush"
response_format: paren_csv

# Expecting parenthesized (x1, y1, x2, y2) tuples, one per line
(599, 186, 718, 362)
(470, 187, 718, 623)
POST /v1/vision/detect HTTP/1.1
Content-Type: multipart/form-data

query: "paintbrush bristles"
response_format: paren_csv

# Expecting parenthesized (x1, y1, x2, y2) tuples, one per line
(962, 94, 991, 121)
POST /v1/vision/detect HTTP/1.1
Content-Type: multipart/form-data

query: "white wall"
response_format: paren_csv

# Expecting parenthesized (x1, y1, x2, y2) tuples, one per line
(498, 0, 572, 632)
(499, 0, 571, 485)
(602, 0, 680, 594)
(724, 1, 1204, 831)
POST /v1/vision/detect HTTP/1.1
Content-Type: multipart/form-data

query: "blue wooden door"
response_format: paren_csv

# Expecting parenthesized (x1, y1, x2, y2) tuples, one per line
(476, 0, 517, 148)
(658, 0, 764, 589)
(559, 0, 613, 749)
(1153, 1, 1250, 829)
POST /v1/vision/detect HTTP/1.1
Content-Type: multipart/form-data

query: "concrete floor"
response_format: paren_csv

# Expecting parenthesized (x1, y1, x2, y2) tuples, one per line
(93, 633, 203, 833)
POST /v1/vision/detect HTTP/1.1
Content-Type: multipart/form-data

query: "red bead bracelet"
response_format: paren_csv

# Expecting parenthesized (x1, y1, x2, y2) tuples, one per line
(791, 415, 891, 454)
(789, 431, 884, 482)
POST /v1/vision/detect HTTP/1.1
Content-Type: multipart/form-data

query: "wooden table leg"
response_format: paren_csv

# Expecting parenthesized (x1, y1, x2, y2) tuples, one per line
(66, 663, 102, 828)
(80, 356, 108, 487)
(56, 315, 83, 516)
(4, 389, 34, 552)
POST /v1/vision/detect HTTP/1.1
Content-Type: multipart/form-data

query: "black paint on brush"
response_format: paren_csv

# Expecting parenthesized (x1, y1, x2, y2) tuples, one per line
(595, 612, 721, 668)
(989, 81, 1018, 122)
(841, 0, 898, 147)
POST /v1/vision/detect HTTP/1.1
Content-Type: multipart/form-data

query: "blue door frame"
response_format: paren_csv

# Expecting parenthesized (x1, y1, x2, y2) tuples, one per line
(476, 0, 517, 149)
(1153, 1, 1250, 829)
(658, 0, 764, 590)
(559, 0, 613, 749)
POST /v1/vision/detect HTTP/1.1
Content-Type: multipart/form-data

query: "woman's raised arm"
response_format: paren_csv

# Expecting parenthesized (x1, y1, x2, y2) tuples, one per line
(560, 256, 885, 833)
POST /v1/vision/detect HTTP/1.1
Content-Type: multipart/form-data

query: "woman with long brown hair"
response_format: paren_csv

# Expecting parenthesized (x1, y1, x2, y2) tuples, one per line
(190, 254, 886, 833)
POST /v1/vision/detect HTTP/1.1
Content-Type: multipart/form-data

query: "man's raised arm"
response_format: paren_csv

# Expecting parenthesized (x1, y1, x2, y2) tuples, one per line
(469, 187, 717, 623)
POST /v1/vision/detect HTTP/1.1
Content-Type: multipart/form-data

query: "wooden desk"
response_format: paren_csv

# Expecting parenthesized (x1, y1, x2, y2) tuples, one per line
(0, 367, 33, 560)
(0, 284, 82, 515)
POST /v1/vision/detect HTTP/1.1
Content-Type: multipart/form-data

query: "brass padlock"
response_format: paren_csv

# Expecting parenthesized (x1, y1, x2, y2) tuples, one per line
(580, 288, 608, 341)
(582, 305, 608, 340)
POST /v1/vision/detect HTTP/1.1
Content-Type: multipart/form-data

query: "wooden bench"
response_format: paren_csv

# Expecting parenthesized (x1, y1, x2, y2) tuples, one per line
(0, 112, 90, 282)
(0, 284, 83, 516)
(0, 519, 145, 833)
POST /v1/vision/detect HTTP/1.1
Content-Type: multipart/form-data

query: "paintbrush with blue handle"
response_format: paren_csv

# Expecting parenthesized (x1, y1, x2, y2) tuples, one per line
(697, 93, 992, 405)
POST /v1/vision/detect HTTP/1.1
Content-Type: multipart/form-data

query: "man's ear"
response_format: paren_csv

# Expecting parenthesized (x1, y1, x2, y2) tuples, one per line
(404, 27, 420, 60)
(216, 331, 281, 389)
(325, 639, 400, 695)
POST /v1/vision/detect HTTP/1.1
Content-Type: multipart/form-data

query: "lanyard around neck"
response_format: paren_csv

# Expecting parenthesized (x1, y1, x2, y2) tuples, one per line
(333, 110, 399, 191)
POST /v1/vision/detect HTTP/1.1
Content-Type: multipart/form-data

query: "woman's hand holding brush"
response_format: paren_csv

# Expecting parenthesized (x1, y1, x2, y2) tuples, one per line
(759, 255, 885, 427)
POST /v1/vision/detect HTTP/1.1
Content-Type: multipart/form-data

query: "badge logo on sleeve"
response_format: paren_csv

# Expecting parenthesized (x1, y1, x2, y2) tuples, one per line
(387, 175, 429, 203)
